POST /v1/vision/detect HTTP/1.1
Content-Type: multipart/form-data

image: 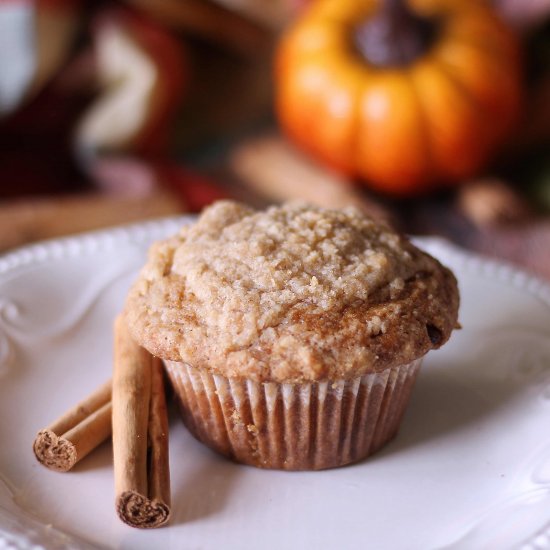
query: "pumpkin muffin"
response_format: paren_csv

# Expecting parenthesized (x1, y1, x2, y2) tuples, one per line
(124, 200, 459, 470)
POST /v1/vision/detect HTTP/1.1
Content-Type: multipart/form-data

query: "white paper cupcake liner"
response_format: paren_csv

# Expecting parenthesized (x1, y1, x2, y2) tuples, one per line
(164, 359, 422, 470)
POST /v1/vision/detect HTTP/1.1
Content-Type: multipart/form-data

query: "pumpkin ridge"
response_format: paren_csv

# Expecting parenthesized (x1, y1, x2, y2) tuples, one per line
(444, 21, 516, 66)
(430, 60, 489, 123)
(408, 66, 452, 183)
(351, 76, 367, 182)
(406, 70, 437, 187)
(430, 59, 503, 155)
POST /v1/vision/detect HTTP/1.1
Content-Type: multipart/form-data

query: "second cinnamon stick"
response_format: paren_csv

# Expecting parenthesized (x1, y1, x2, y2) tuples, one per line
(33, 380, 112, 472)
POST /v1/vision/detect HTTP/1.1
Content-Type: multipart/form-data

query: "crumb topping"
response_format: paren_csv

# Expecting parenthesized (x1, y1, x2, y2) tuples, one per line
(125, 201, 459, 382)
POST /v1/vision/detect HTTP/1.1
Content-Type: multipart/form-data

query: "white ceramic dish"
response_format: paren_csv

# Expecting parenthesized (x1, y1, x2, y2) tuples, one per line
(1, 217, 550, 550)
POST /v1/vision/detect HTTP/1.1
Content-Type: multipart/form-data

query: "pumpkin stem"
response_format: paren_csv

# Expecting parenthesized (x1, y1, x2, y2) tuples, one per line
(354, 0, 438, 67)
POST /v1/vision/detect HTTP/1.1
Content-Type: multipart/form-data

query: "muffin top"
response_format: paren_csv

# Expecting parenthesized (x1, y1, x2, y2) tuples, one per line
(125, 201, 459, 382)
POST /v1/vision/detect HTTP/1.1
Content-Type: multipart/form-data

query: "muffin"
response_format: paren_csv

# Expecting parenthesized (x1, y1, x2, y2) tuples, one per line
(124, 201, 459, 470)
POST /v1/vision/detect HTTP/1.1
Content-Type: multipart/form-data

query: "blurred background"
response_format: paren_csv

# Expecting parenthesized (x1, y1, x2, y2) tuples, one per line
(0, 0, 549, 277)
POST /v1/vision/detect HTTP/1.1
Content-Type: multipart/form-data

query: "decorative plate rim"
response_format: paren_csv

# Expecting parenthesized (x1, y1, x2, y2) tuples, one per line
(1, 216, 550, 550)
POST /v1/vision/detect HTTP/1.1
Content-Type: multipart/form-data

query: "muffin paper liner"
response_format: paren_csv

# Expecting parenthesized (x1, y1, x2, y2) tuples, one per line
(164, 359, 422, 470)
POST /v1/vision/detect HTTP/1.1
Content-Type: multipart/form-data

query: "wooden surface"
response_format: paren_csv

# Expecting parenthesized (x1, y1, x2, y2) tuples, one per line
(0, 190, 183, 253)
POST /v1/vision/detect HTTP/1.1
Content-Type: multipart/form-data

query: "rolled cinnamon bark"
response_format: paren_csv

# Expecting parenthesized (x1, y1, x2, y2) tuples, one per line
(229, 134, 392, 224)
(112, 316, 170, 529)
(33, 380, 112, 472)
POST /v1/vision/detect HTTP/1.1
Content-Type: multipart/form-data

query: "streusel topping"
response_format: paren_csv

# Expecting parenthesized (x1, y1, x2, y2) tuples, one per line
(125, 201, 459, 381)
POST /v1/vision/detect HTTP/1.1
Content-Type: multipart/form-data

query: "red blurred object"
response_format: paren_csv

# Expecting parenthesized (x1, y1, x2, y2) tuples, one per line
(0, 77, 90, 198)
(158, 164, 229, 211)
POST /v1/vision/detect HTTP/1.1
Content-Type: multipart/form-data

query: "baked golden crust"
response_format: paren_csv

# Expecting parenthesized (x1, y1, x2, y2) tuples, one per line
(124, 201, 459, 382)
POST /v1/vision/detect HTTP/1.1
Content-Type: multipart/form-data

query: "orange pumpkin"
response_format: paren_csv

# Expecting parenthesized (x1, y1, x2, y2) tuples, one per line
(276, 0, 522, 196)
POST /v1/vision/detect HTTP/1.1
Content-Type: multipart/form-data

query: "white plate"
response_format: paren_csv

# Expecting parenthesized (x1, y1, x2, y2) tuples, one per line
(1, 217, 550, 550)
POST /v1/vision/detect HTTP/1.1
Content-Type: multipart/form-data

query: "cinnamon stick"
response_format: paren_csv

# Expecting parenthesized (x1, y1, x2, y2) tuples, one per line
(33, 380, 112, 472)
(229, 134, 393, 224)
(112, 316, 170, 529)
